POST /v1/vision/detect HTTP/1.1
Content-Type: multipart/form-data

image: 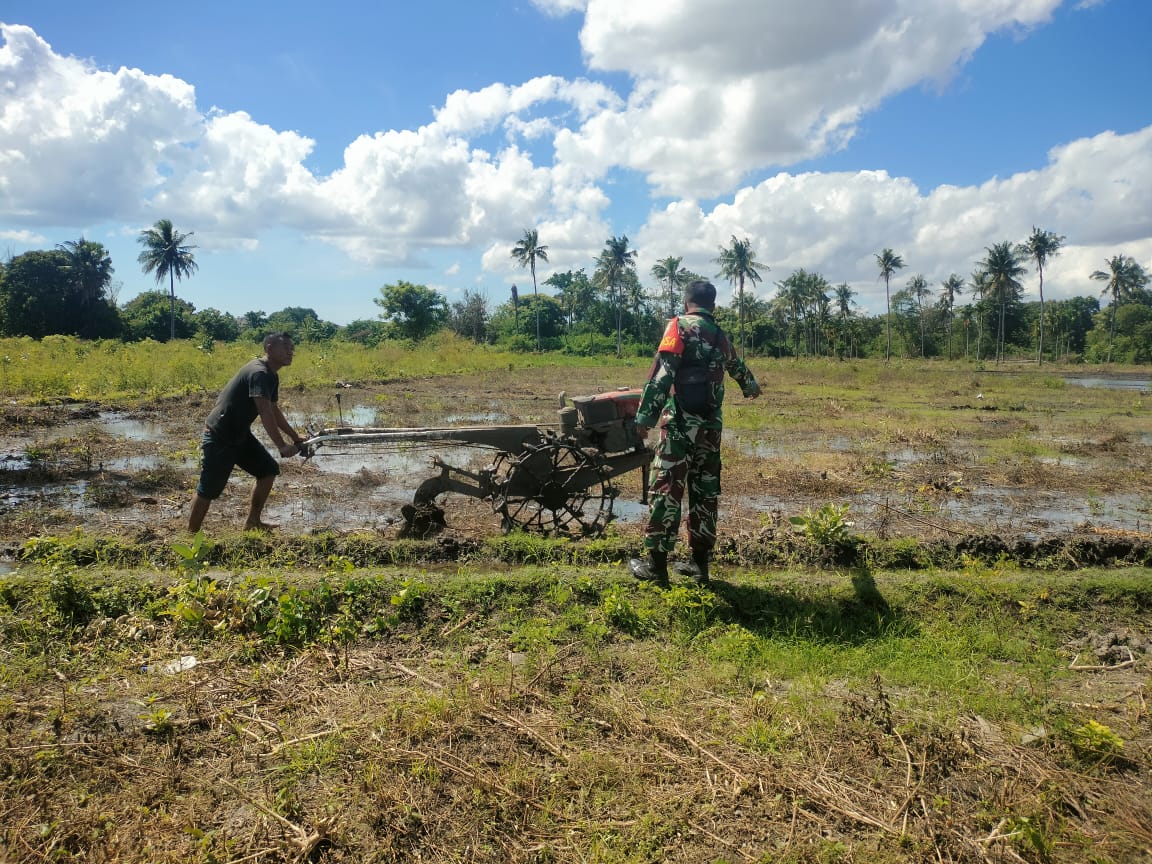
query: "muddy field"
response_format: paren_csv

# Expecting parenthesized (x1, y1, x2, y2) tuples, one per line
(0, 364, 1149, 549)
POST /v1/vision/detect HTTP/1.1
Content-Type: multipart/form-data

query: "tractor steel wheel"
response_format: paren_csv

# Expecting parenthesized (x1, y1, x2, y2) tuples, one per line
(490, 442, 615, 536)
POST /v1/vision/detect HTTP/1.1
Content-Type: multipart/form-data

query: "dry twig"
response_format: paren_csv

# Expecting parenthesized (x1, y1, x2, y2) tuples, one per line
(1069, 646, 1137, 671)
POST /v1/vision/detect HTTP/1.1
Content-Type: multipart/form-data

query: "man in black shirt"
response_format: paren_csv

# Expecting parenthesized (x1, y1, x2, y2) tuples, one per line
(188, 332, 306, 532)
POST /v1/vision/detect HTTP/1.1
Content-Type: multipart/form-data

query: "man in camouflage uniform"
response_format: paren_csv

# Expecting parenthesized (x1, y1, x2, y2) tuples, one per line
(629, 280, 760, 587)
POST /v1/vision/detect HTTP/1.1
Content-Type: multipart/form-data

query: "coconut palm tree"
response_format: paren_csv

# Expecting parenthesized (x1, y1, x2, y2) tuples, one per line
(979, 241, 1026, 364)
(875, 249, 905, 362)
(1090, 254, 1150, 363)
(938, 274, 964, 361)
(136, 219, 198, 340)
(650, 256, 692, 318)
(774, 271, 811, 356)
(510, 229, 549, 351)
(907, 274, 930, 357)
(833, 282, 856, 358)
(968, 270, 990, 361)
(715, 236, 767, 359)
(593, 235, 638, 357)
(57, 237, 114, 305)
(1017, 227, 1064, 366)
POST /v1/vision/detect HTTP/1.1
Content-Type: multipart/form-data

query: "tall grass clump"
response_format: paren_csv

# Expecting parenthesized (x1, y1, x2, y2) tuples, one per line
(0, 334, 649, 401)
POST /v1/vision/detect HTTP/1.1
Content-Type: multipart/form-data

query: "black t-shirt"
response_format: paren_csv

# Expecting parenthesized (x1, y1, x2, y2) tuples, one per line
(204, 359, 279, 444)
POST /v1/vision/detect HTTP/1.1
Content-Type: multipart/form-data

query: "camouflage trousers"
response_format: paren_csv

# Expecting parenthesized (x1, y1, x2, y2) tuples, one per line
(643, 420, 722, 555)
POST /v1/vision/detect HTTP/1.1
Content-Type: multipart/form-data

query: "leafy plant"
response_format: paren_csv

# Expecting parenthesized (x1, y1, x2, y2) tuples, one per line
(790, 503, 855, 548)
(389, 578, 427, 623)
(662, 584, 717, 636)
(1070, 719, 1124, 764)
(167, 573, 220, 632)
(1002, 815, 1054, 861)
(46, 569, 96, 627)
(600, 584, 650, 636)
(141, 706, 174, 734)
(172, 531, 209, 578)
(268, 585, 318, 646)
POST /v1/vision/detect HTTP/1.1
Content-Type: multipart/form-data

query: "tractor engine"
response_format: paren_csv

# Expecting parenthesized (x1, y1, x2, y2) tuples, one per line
(559, 388, 645, 454)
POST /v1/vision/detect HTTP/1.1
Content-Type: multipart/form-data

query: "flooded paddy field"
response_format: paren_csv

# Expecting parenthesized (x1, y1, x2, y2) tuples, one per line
(0, 362, 1148, 547)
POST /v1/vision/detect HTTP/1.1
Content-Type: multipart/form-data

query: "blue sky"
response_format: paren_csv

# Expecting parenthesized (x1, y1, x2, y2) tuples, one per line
(1, 0, 1150, 324)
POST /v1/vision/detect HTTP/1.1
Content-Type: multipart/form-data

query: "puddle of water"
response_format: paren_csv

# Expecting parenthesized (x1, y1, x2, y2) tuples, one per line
(442, 412, 515, 425)
(881, 447, 919, 466)
(316, 405, 517, 430)
(305, 442, 493, 478)
(731, 437, 781, 458)
(0, 453, 33, 471)
(98, 412, 167, 442)
(329, 405, 380, 427)
(826, 435, 853, 452)
(1065, 377, 1151, 392)
(101, 454, 198, 472)
(941, 489, 1151, 535)
(0, 481, 89, 515)
(737, 487, 1152, 539)
(316, 403, 518, 428)
(1036, 454, 1092, 468)
(611, 496, 650, 523)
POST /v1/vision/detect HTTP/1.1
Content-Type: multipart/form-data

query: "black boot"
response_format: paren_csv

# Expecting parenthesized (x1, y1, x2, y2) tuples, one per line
(674, 548, 711, 585)
(691, 548, 710, 585)
(629, 550, 669, 587)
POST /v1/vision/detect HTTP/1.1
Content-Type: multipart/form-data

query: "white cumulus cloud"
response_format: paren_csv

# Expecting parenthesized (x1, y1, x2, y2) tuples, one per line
(564, 0, 1064, 197)
(0, 23, 200, 224)
(636, 126, 1152, 313)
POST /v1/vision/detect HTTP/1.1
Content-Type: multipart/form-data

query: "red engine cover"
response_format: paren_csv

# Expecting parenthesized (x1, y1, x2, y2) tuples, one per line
(574, 388, 642, 423)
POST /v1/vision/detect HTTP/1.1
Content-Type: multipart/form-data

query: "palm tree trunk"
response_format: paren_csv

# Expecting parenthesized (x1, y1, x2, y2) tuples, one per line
(884, 278, 892, 362)
(738, 275, 746, 360)
(1036, 264, 1045, 366)
(997, 297, 1006, 363)
(531, 264, 540, 352)
(918, 301, 925, 357)
(1107, 299, 1117, 364)
(169, 271, 176, 340)
(615, 284, 624, 357)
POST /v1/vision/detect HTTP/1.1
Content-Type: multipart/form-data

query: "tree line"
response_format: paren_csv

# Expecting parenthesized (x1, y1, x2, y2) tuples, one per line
(2, 222, 1149, 363)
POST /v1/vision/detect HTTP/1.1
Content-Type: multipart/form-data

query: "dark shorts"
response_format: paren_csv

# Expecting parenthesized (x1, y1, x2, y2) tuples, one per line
(195, 429, 279, 500)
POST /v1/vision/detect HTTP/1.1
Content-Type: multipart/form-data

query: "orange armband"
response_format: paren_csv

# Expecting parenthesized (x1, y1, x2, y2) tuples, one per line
(657, 318, 684, 354)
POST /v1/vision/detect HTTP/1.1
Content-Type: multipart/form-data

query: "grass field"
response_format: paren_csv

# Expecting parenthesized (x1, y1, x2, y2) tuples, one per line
(1, 556, 1149, 863)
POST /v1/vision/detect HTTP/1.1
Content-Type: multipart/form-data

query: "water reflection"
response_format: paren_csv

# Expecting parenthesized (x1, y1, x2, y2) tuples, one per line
(1065, 377, 1150, 391)
(98, 412, 167, 441)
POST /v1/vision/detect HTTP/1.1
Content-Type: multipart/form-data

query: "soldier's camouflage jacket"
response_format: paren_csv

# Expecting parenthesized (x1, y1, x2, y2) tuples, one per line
(635, 309, 759, 431)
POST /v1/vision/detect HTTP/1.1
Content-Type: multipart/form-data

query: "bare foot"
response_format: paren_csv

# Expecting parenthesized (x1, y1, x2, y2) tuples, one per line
(243, 521, 278, 533)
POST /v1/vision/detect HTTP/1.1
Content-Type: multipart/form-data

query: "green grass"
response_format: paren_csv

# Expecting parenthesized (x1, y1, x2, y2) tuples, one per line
(1, 556, 1149, 863)
(2, 560, 1145, 719)
(0, 333, 649, 401)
